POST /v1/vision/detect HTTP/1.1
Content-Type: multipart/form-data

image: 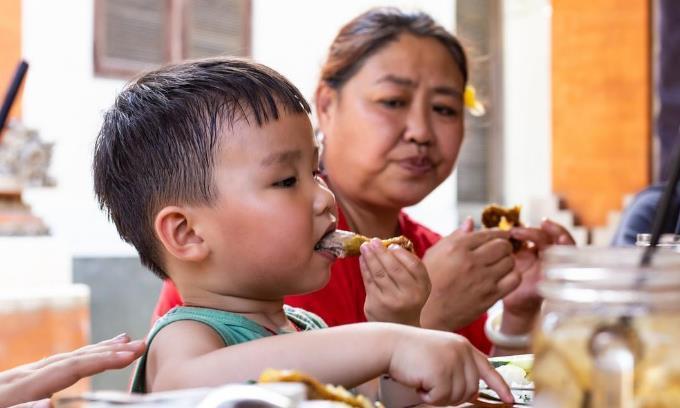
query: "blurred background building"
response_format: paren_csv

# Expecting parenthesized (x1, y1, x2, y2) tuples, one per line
(0, 0, 672, 391)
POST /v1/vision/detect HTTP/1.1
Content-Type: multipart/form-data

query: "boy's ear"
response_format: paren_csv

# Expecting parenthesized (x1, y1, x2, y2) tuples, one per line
(154, 206, 209, 263)
(315, 83, 338, 130)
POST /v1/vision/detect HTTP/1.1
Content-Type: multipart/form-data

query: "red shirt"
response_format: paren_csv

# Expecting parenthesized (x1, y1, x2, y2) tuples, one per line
(152, 207, 491, 354)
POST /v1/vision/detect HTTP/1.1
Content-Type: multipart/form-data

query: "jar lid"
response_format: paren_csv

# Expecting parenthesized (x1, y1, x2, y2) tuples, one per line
(539, 246, 680, 304)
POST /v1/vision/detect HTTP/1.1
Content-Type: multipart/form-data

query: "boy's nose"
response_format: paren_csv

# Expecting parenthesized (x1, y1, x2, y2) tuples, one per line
(314, 178, 337, 216)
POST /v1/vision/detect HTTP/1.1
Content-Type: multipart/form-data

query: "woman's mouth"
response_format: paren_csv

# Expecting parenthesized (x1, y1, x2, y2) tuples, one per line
(397, 156, 435, 176)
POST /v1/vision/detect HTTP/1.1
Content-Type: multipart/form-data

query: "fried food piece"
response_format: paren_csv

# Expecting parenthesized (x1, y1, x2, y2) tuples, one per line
(259, 369, 381, 408)
(481, 204, 521, 231)
(481, 204, 523, 251)
(316, 230, 415, 258)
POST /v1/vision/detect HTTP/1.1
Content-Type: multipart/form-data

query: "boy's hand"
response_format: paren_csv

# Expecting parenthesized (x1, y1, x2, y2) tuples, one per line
(421, 218, 517, 331)
(388, 329, 513, 405)
(359, 238, 431, 326)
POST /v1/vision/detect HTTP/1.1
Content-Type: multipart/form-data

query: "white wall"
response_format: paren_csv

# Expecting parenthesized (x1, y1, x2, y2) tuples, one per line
(20, 0, 458, 257)
(22, 0, 133, 257)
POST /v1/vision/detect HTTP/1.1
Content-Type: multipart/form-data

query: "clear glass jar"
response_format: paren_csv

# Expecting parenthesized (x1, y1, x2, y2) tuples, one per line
(533, 246, 680, 408)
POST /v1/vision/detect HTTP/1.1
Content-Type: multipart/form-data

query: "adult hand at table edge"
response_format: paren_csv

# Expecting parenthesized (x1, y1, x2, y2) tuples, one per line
(495, 219, 576, 350)
(0, 334, 145, 408)
(420, 217, 516, 331)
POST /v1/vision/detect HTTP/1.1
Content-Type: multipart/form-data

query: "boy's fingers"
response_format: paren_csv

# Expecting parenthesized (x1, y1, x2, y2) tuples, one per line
(360, 243, 391, 292)
(358, 254, 375, 287)
(371, 244, 410, 285)
(367, 239, 401, 287)
(462, 350, 479, 403)
(474, 352, 514, 404)
(389, 246, 430, 288)
(420, 381, 450, 406)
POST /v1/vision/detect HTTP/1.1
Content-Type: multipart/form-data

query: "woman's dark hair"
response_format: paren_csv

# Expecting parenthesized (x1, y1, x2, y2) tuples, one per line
(319, 7, 468, 90)
(93, 58, 310, 278)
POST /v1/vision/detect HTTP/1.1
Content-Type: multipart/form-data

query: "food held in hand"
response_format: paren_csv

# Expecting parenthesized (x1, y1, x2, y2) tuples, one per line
(481, 204, 523, 251)
(316, 230, 414, 258)
(259, 368, 381, 408)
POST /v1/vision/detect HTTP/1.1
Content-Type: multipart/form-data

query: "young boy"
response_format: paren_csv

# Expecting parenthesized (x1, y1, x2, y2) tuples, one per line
(93, 58, 512, 405)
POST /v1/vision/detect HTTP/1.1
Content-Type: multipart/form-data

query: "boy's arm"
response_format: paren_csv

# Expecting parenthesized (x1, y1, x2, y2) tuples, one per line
(148, 321, 513, 406)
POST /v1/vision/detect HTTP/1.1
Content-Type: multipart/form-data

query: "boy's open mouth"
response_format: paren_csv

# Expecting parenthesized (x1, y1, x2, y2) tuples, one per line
(314, 228, 345, 258)
(314, 230, 361, 258)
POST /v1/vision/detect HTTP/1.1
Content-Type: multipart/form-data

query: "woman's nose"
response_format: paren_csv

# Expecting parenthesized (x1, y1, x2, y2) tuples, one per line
(403, 104, 433, 146)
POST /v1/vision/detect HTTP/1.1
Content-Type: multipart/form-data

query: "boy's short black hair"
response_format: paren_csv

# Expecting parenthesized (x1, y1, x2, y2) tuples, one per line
(93, 58, 311, 278)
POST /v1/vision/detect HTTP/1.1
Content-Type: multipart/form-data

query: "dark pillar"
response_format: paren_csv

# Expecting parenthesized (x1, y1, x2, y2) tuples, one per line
(658, 0, 680, 181)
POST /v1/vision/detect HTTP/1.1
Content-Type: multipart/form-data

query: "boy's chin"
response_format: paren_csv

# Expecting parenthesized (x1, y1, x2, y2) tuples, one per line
(294, 267, 331, 295)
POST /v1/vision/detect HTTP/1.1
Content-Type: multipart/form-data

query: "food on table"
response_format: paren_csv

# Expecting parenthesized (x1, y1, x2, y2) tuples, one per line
(481, 204, 523, 251)
(316, 230, 414, 258)
(480, 355, 534, 405)
(259, 369, 381, 408)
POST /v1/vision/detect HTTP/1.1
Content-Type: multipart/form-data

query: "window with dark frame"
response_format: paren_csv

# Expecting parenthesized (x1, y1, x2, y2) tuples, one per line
(94, 0, 251, 78)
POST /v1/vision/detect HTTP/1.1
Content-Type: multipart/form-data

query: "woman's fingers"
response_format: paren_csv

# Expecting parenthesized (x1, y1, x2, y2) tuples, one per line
(472, 238, 513, 268)
(460, 229, 511, 250)
(541, 219, 576, 245)
(485, 255, 516, 283)
(20, 334, 133, 373)
(510, 227, 552, 250)
(496, 270, 522, 298)
(3, 342, 144, 407)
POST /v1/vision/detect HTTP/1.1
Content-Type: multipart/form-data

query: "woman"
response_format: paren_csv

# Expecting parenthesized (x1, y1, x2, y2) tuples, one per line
(152, 7, 573, 353)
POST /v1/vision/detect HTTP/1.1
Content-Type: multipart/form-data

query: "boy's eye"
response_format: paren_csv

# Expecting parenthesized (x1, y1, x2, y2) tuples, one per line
(379, 99, 406, 109)
(433, 104, 459, 117)
(273, 176, 297, 188)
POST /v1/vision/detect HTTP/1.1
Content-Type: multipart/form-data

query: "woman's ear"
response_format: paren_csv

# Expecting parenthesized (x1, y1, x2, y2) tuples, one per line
(154, 206, 209, 263)
(315, 83, 338, 130)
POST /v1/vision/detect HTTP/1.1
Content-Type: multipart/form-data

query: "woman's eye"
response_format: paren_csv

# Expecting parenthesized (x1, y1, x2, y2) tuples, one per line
(379, 99, 406, 109)
(273, 177, 297, 188)
(433, 105, 459, 117)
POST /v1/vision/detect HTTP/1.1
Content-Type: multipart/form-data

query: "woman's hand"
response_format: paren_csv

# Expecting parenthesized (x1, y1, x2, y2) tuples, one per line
(0, 334, 145, 408)
(420, 218, 518, 331)
(359, 238, 431, 326)
(501, 219, 576, 334)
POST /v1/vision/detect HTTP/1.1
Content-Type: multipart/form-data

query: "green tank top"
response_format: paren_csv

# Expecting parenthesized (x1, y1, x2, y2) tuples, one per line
(130, 305, 327, 393)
